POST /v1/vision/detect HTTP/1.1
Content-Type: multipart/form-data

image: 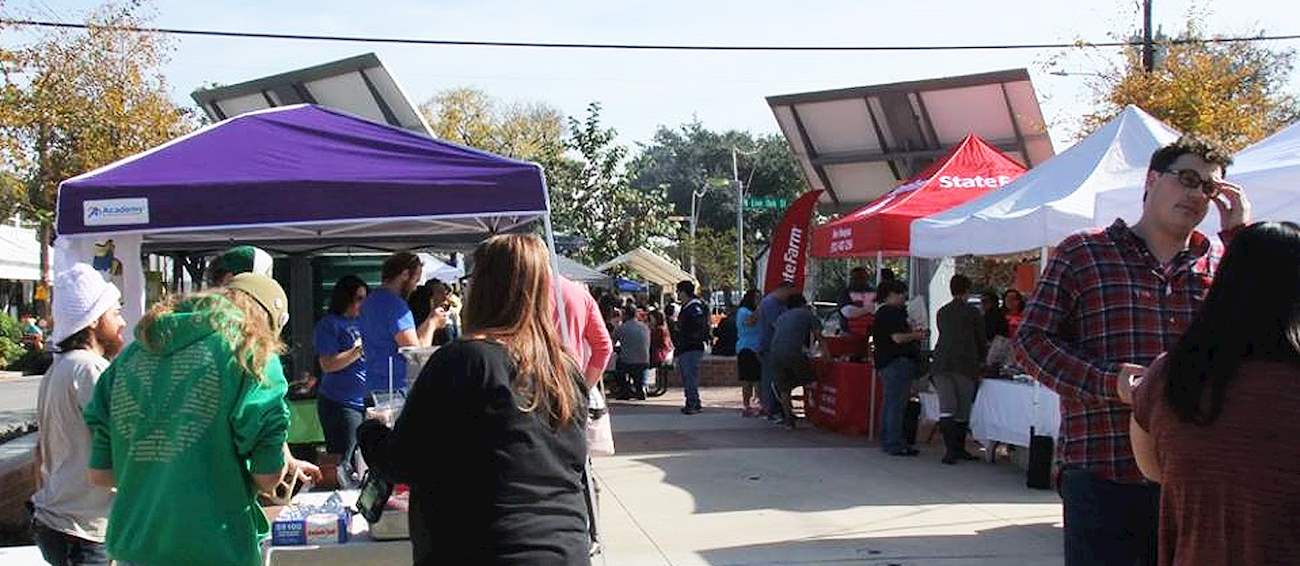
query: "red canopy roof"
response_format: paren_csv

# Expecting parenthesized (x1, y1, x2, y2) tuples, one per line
(810, 134, 1027, 258)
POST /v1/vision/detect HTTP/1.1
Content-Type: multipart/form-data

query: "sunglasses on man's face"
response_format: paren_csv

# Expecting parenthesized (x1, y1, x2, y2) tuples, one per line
(1160, 168, 1224, 199)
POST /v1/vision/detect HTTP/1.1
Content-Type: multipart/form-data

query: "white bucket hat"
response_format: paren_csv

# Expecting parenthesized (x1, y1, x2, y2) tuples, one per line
(51, 263, 122, 345)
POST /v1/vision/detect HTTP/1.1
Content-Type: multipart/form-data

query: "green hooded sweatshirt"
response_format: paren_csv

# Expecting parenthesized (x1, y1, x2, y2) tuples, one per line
(84, 296, 289, 566)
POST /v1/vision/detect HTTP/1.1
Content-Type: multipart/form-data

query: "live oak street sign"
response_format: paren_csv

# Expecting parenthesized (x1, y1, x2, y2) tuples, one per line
(744, 196, 789, 210)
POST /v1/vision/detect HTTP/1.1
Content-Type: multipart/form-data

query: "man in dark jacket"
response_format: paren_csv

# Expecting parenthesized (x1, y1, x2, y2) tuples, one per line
(931, 274, 987, 464)
(675, 280, 710, 415)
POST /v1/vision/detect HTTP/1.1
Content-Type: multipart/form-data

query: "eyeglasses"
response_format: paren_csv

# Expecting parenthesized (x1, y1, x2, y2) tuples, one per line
(1159, 168, 1224, 199)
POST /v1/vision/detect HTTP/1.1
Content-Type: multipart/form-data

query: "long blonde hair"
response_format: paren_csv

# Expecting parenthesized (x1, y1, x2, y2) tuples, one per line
(463, 234, 583, 426)
(137, 289, 285, 380)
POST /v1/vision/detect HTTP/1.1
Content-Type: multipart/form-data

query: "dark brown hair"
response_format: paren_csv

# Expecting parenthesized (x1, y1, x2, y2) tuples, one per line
(381, 252, 421, 282)
(1149, 134, 1234, 175)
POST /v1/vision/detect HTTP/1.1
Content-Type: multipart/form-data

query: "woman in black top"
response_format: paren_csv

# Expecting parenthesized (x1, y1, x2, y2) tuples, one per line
(359, 234, 590, 565)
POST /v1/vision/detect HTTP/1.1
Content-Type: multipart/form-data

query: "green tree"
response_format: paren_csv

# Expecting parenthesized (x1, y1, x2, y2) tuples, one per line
(554, 103, 676, 265)
(420, 90, 675, 265)
(0, 2, 194, 302)
(679, 227, 741, 291)
(627, 122, 805, 281)
(1064, 13, 1299, 151)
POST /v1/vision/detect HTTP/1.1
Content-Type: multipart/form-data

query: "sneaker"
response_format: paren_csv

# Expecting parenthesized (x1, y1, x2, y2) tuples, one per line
(681, 406, 702, 415)
(765, 413, 783, 424)
(742, 407, 761, 418)
(783, 419, 796, 430)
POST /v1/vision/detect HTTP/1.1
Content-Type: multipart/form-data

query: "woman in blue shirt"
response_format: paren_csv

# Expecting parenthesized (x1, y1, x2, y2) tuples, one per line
(735, 289, 763, 417)
(314, 275, 368, 487)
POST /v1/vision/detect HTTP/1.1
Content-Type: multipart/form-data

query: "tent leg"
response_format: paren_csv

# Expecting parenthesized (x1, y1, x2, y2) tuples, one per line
(876, 251, 883, 285)
(1039, 246, 1049, 274)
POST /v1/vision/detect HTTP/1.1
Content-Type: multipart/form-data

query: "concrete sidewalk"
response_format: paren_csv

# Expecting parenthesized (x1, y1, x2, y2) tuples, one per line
(592, 387, 1063, 565)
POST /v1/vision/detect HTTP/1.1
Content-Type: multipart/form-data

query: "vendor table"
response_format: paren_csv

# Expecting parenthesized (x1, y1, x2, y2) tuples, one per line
(286, 399, 325, 445)
(265, 490, 409, 566)
(805, 360, 881, 438)
(969, 377, 1060, 449)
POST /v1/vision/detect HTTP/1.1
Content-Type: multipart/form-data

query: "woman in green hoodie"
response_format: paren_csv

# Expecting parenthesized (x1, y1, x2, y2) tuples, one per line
(84, 274, 315, 566)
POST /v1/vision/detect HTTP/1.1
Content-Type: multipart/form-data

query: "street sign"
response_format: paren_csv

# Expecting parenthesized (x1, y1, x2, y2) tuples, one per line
(744, 196, 789, 210)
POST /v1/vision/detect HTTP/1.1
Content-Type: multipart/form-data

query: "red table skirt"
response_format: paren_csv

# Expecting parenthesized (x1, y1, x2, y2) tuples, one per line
(805, 360, 883, 438)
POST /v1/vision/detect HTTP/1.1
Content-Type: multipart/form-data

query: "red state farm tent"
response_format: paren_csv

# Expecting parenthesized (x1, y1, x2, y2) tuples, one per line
(811, 134, 1027, 258)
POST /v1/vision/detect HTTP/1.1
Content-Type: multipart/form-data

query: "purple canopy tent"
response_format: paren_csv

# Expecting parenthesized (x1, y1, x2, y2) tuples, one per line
(57, 104, 551, 247)
(53, 104, 562, 339)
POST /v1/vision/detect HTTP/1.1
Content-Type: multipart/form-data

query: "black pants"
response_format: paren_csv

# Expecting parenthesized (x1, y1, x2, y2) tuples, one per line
(317, 395, 364, 478)
(616, 362, 648, 394)
(31, 517, 109, 566)
(1059, 467, 1160, 566)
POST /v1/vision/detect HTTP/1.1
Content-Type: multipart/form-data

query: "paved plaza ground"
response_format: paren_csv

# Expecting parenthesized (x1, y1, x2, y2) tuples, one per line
(592, 387, 1063, 565)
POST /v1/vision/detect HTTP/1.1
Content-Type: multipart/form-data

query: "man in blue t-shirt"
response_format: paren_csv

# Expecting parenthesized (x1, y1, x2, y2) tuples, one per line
(359, 252, 446, 394)
(756, 282, 798, 421)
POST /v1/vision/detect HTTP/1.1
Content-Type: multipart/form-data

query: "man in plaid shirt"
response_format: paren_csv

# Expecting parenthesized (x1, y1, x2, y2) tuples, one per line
(1014, 136, 1250, 566)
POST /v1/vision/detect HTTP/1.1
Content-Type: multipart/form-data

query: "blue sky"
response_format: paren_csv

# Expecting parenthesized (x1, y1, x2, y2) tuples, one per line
(6, 0, 1299, 151)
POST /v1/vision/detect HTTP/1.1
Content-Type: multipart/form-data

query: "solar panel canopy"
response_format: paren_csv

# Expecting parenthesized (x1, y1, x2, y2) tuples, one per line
(767, 69, 1054, 210)
(192, 53, 431, 135)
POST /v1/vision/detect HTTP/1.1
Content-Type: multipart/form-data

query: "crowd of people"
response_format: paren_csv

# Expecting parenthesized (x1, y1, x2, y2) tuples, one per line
(22, 134, 1300, 566)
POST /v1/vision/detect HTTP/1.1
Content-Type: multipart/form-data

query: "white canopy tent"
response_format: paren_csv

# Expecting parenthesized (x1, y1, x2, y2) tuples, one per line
(557, 255, 613, 287)
(0, 224, 42, 281)
(418, 253, 464, 284)
(1094, 119, 1300, 233)
(910, 106, 1181, 258)
(596, 248, 695, 289)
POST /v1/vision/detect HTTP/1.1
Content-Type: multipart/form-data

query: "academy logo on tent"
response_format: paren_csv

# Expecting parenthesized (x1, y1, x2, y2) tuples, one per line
(84, 198, 150, 226)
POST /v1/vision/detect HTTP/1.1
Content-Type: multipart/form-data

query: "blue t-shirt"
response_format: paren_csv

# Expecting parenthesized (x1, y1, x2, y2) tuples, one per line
(735, 307, 762, 352)
(359, 288, 415, 392)
(756, 294, 789, 353)
(314, 314, 367, 409)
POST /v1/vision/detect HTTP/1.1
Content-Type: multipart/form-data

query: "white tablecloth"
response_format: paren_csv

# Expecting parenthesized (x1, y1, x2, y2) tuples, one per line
(969, 378, 1060, 448)
(265, 490, 410, 566)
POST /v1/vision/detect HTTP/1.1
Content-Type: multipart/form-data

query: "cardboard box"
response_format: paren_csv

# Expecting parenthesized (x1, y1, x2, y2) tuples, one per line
(269, 502, 351, 546)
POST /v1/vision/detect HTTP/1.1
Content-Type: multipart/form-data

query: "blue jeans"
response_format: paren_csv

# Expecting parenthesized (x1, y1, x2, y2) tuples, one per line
(31, 517, 109, 566)
(1059, 468, 1159, 566)
(677, 350, 704, 409)
(758, 350, 779, 415)
(317, 396, 364, 482)
(879, 357, 917, 453)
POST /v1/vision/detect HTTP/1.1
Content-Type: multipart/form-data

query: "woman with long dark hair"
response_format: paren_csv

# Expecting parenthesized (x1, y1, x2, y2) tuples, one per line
(315, 275, 369, 487)
(1131, 222, 1300, 565)
(359, 235, 589, 565)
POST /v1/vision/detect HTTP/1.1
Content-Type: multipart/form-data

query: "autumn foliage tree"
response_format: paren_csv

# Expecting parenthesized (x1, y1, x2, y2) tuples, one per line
(1071, 17, 1299, 151)
(0, 2, 193, 304)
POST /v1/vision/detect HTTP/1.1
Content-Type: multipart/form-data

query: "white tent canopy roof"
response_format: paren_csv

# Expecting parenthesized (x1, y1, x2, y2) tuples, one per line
(418, 253, 464, 284)
(0, 224, 41, 281)
(910, 105, 1181, 258)
(1094, 118, 1300, 234)
(596, 248, 695, 289)
(557, 255, 612, 287)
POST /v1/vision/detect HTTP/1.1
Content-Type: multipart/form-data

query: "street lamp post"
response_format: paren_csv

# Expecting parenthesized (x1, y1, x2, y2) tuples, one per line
(732, 148, 744, 294)
(689, 182, 709, 279)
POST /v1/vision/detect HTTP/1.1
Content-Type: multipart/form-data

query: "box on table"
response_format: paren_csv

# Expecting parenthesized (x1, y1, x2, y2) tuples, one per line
(269, 492, 352, 546)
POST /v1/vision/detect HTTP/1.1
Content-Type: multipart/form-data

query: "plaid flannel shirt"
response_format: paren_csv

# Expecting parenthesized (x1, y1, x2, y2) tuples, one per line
(1013, 219, 1233, 484)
